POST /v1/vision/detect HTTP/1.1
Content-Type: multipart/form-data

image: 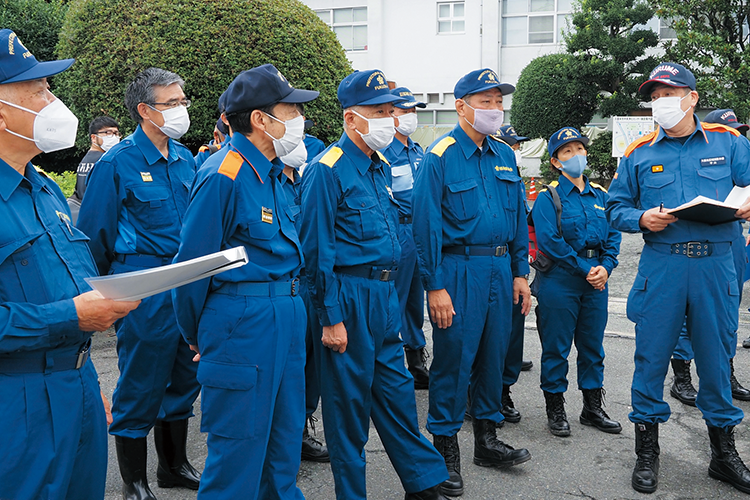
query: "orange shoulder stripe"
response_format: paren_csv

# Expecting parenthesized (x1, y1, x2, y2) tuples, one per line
(702, 122, 741, 137)
(624, 131, 658, 158)
(217, 150, 243, 181)
(198, 145, 210, 153)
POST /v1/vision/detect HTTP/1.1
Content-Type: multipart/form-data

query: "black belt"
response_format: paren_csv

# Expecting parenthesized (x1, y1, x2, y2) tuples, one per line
(115, 254, 173, 267)
(443, 245, 508, 257)
(0, 340, 91, 374)
(335, 265, 398, 282)
(399, 215, 413, 224)
(217, 279, 299, 297)
(646, 241, 731, 258)
(578, 249, 600, 259)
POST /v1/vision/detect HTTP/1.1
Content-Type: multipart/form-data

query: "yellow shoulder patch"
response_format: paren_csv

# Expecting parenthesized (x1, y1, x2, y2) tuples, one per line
(702, 122, 741, 137)
(590, 181, 608, 193)
(320, 147, 344, 168)
(217, 150, 243, 181)
(537, 179, 559, 194)
(624, 131, 658, 158)
(376, 151, 390, 165)
(198, 145, 210, 153)
(430, 137, 456, 158)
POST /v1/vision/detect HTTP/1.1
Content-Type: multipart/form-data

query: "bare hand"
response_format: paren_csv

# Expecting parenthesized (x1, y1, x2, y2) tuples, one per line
(189, 344, 201, 362)
(428, 289, 456, 329)
(586, 266, 609, 291)
(513, 277, 532, 315)
(100, 390, 113, 425)
(735, 196, 750, 221)
(322, 322, 348, 353)
(73, 290, 140, 332)
(639, 206, 678, 232)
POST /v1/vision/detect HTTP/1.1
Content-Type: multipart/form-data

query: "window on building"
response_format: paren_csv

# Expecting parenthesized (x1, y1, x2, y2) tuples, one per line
(437, 2, 465, 34)
(501, 0, 572, 45)
(316, 7, 368, 51)
(659, 17, 677, 39)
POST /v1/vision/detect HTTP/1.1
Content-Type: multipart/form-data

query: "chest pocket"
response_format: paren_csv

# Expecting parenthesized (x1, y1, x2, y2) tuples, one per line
(285, 204, 301, 225)
(58, 222, 97, 278)
(244, 219, 279, 241)
(129, 186, 174, 229)
(445, 179, 479, 222)
(391, 164, 414, 193)
(696, 166, 732, 201)
(642, 172, 677, 208)
(344, 196, 380, 240)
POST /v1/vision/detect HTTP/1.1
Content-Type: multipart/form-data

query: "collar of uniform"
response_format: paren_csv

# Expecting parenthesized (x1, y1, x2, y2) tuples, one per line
(339, 131, 380, 175)
(0, 158, 26, 201)
(556, 173, 593, 196)
(651, 115, 708, 146)
(132, 125, 179, 166)
(230, 132, 278, 181)
(452, 124, 489, 160)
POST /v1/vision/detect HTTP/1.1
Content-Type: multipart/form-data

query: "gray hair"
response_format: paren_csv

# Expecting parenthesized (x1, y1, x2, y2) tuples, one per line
(124, 67, 184, 123)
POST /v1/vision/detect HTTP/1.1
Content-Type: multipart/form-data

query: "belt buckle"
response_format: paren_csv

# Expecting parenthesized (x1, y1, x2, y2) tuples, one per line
(379, 270, 391, 281)
(585, 249, 596, 258)
(75, 341, 91, 370)
(291, 278, 299, 296)
(494, 246, 506, 257)
(686, 241, 707, 258)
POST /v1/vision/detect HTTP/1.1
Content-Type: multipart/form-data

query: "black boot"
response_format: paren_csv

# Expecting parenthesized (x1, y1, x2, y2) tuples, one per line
(543, 391, 570, 437)
(669, 358, 697, 406)
(154, 419, 200, 490)
(472, 419, 531, 468)
(115, 436, 157, 500)
(501, 385, 521, 423)
(708, 425, 750, 493)
(404, 484, 449, 500)
(433, 434, 463, 497)
(580, 388, 622, 434)
(744, 336, 750, 349)
(521, 360, 533, 371)
(730, 358, 750, 401)
(632, 423, 659, 493)
(301, 416, 330, 462)
(405, 346, 430, 390)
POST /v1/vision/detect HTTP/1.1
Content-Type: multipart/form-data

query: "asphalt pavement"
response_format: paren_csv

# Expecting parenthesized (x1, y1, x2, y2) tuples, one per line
(94, 231, 750, 499)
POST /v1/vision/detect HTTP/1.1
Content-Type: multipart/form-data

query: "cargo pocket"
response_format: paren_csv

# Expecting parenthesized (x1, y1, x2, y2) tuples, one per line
(198, 361, 258, 439)
(344, 196, 379, 240)
(627, 272, 647, 323)
(129, 186, 173, 229)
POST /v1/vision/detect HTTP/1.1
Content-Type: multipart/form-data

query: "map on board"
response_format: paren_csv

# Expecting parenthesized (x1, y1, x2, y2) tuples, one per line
(612, 116, 655, 158)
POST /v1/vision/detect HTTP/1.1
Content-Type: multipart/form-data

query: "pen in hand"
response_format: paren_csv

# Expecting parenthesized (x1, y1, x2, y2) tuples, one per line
(659, 202, 664, 213)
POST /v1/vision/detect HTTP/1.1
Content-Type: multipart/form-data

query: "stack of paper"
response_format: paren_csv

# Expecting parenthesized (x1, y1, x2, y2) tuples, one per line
(667, 185, 750, 225)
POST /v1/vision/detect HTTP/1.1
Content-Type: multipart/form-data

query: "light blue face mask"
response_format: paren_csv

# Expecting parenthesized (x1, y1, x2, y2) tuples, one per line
(559, 154, 587, 178)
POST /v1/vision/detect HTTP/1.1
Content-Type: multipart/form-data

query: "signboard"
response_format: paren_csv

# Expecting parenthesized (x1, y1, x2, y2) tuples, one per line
(612, 116, 655, 158)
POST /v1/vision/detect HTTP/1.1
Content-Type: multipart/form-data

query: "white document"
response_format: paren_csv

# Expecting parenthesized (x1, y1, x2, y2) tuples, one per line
(668, 184, 750, 213)
(85, 246, 248, 301)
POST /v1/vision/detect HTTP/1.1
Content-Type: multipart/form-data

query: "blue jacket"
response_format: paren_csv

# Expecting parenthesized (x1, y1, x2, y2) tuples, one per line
(413, 124, 530, 291)
(381, 137, 424, 218)
(77, 125, 196, 275)
(607, 118, 750, 243)
(299, 132, 401, 327)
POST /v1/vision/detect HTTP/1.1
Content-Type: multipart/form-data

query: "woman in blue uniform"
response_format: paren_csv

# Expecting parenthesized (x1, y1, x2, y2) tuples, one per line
(530, 127, 622, 437)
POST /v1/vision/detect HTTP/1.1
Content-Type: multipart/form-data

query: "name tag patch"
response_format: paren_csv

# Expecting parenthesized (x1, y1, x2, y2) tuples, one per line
(140, 172, 153, 182)
(651, 165, 663, 173)
(261, 206, 273, 224)
(701, 156, 727, 166)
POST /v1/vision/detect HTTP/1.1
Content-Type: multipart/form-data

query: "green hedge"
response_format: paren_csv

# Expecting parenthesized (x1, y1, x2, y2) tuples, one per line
(0, 0, 67, 62)
(54, 0, 352, 167)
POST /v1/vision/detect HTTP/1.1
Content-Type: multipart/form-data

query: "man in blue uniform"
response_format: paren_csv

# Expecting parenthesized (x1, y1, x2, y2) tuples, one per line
(381, 86, 430, 389)
(78, 67, 202, 500)
(606, 62, 750, 495)
(413, 68, 532, 497)
(194, 118, 229, 168)
(173, 64, 317, 500)
(303, 119, 326, 161)
(300, 69, 449, 500)
(0, 29, 140, 500)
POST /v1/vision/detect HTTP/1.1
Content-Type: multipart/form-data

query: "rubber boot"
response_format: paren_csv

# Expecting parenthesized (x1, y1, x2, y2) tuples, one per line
(580, 388, 622, 434)
(433, 434, 463, 497)
(501, 384, 521, 423)
(632, 423, 659, 494)
(115, 435, 157, 500)
(301, 416, 330, 462)
(472, 418, 531, 468)
(405, 346, 430, 390)
(543, 391, 570, 437)
(730, 358, 750, 401)
(669, 358, 697, 407)
(708, 425, 750, 494)
(404, 484, 449, 500)
(154, 419, 201, 490)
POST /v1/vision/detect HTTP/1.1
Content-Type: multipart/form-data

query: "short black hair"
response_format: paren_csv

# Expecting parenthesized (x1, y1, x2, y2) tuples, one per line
(226, 103, 277, 135)
(89, 116, 119, 135)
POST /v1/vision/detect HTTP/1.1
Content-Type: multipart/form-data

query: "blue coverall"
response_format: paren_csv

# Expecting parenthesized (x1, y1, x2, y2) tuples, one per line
(412, 126, 530, 436)
(194, 135, 230, 169)
(531, 175, 621, 393)
(300, 132, 448, 499)
(77, 125, 200, 438)
(382, 137, 427, 351)
(0, 160, 107, 500)
(606, 118, 750, 427)
(304, 133, 326, 162)
(173, 133, 306, 500)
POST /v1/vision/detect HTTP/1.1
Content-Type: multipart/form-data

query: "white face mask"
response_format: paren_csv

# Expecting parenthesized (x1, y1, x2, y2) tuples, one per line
(264, 113, 305, 157)
(99, 134, 120, 152)
(395, 112, 418, 136)
(464, 102, 504, 136)
(150, 105, 190, 139)
(352, 110, 395, 151)
(651, 93, 690, 130)
(0, 98, 79, 153)
(280, 139, 307, 170)
(514, 149, 523, 166)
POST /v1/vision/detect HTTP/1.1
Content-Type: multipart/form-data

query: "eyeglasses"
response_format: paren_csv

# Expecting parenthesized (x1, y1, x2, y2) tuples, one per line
(146, 99, 192, 109)
(96, 130, 121, 137)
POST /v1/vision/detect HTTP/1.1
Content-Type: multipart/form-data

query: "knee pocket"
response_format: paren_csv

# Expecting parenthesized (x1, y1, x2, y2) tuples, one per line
(198, 361, 258, 439)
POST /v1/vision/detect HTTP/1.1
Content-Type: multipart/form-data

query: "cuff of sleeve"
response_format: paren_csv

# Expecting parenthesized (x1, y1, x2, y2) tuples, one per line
(635, 210, 651, 234)
(512, 260, 530, 277)
(319, 305, 344, 327)
(44, 299, 81, 340)
(576, 259, 592, 277)
(602, 259, 616, 276)
(421, 271, 443, 292)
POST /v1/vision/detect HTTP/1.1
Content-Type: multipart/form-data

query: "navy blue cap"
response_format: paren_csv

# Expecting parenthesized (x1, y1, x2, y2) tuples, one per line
(639, 62, 696, 97)
(218, 90, 227, 114)
(548, 127, 589, 157)
(704, 109, 749, 134)
(0, 29, 74, 84)
(391, 87, 426, 109)
(216, 118, 228, 136)
(493, 125, 529, 146)
(337, 70, 406, 108)
(454, 68, 514, 100)
(224, 64, 319, 115)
